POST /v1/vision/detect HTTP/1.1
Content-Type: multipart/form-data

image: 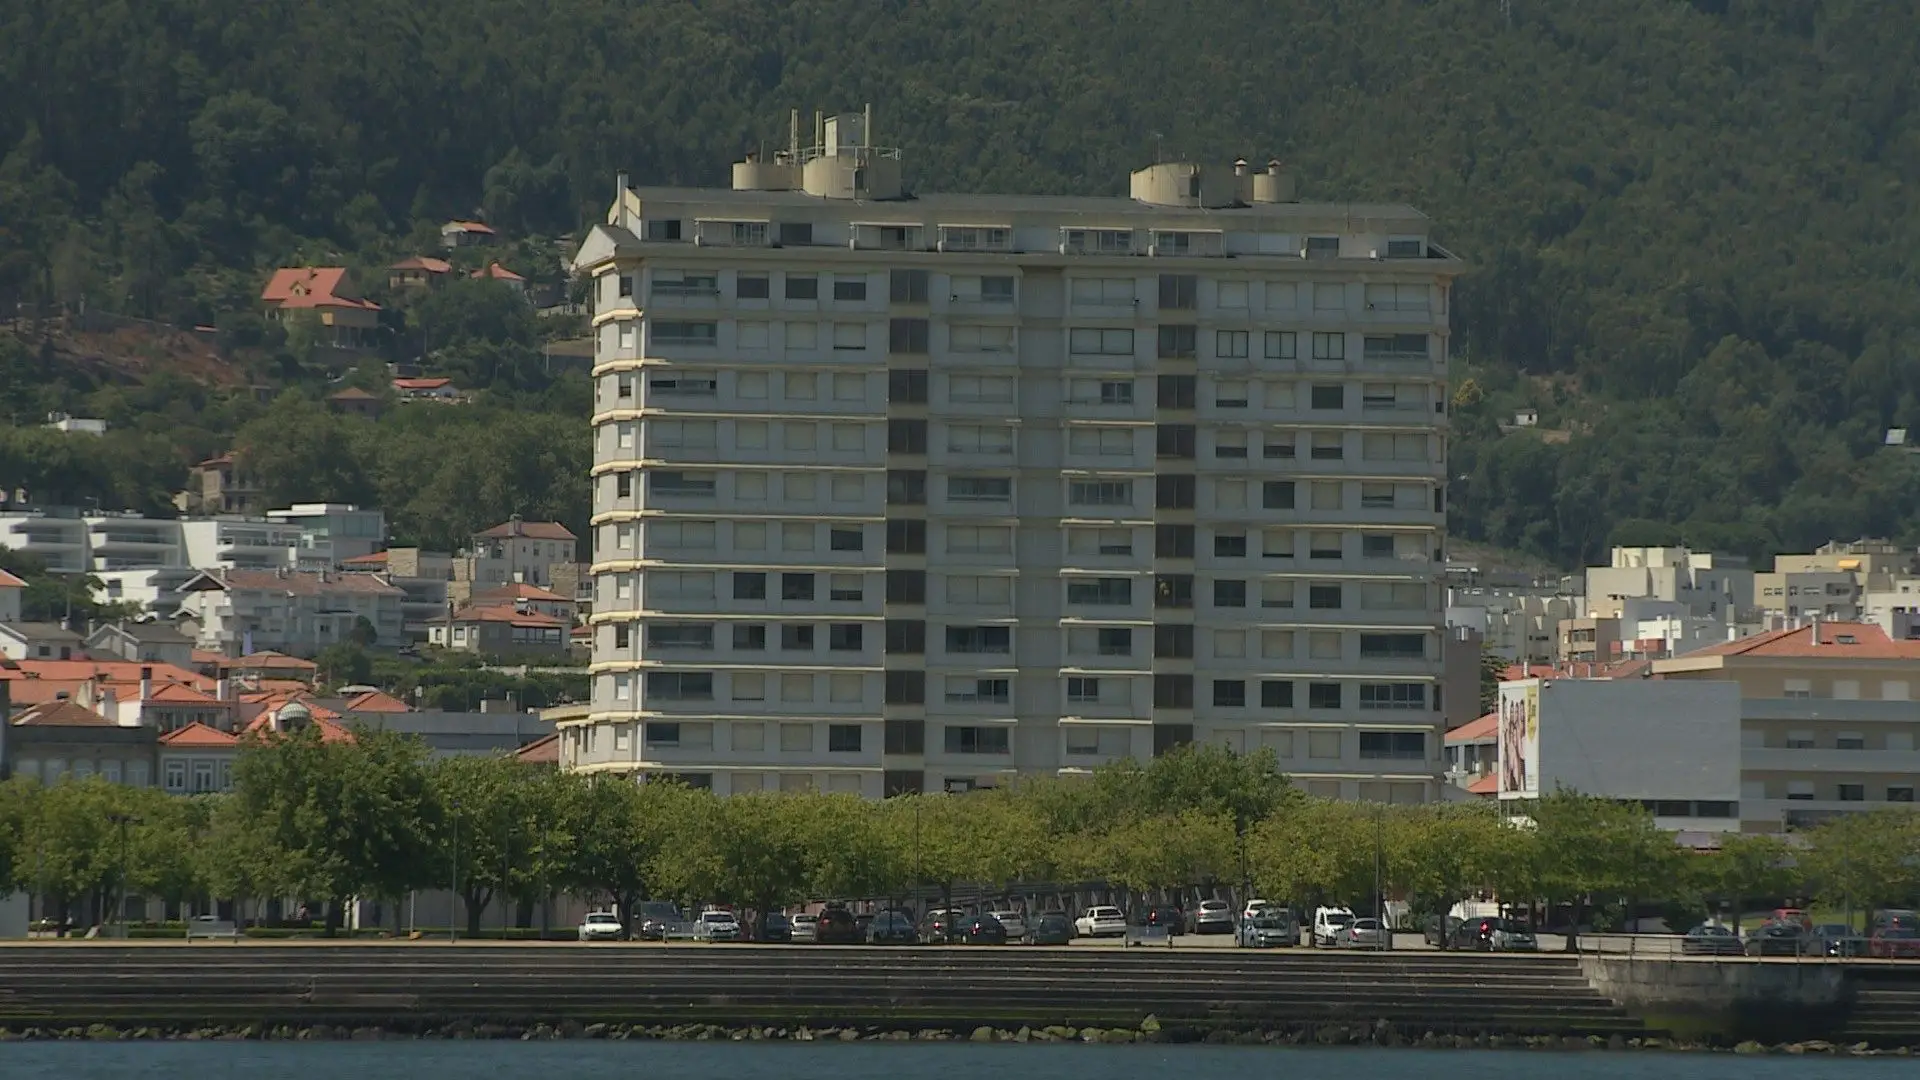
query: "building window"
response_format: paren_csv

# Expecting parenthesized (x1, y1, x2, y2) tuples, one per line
(1358, 732, 1427, 760)
(1216, 330, 1249, 358)
(1358, 633, 1426, 660)
(163, 760, 187, 793)
(887, 570, 926, 604)
(1154, 624, 1194, 659)
(1308, 584, 1343, 609)
(1261, 681, 1294, 708)
(737, 274, 770, 299)
(1215, 532, 1248, 558)
(944, 726, 1011, 755)
(1154, 574, 1194, 609)
(732, 625, 766, 651)
(884, 670, 925, 705)
(828, 624, 863, 651)
(889, 269, 930, 302)
(779, 624, 816, 651)
(1157, 325, 1197, 359)
(1212, 680, 1246, 708)
(1890, 786, 1915, 803)
(1158, 274, 1198, 310)
(1307, 683, 1342, 710)
(1069, 480, 1132, 506)
(1265, 331, 1297, 360)
(1310, 384, 1344, 410)
(781, 573, 815, 601)
(1263, 482, 1295, 510)
(888, 318, 930, 354)
(1153, 674, 1194, 708)
(945, 626, 1012, 654)
(1213, 580, 1247, 608)
(886, 470, 927, 505)
(1097, 628, 1132, 656)
(646, 672, 714, 701)
(1067, 578, 1134, 605)
(828, 724, 863, 753)
(1067, 678, 1101, 704)
(1311, 332, 1345, 360)
(1358, 683, 1427, 710)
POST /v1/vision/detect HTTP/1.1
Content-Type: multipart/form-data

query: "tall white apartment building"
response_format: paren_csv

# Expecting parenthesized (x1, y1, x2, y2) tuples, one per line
(568, 109, 1462, 801)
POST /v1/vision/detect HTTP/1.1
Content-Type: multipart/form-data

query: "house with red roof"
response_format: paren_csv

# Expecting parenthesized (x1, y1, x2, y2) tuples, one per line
(0, 567, 25, 623)
(441, 220, 498, 248)
(389, 255, 453, 290)
(1444, 712, 1498, 795)
(259, 267, 382, 347)
(430, 604, 570, 656)
(177, 569, 405, 658)
(470, 262, 527, 295)
(326, 385, 384, 419)
(457, 517, 579, 596)
(391, 376, 460, 401)
(470, 582, 576, 624)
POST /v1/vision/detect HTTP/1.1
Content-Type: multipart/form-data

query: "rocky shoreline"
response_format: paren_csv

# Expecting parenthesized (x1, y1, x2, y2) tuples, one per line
(0, 1019, 1910, 1055)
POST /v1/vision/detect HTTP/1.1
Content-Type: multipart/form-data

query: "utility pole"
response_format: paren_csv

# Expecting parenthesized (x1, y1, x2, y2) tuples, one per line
(1374, 805, 1386, 950)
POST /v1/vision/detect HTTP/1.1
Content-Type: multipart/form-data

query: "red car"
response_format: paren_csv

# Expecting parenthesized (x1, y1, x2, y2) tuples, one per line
(1869, 929, 1920, 959)
(1773, 908, 1813, 931)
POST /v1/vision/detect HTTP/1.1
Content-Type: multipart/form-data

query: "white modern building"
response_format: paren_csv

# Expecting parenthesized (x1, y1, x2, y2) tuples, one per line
(566, 108, 1462, 799)
(267, 503, 387, 566)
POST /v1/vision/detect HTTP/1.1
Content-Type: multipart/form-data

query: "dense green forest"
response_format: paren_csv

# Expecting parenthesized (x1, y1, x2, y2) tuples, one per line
(4, 0, 1920, 565)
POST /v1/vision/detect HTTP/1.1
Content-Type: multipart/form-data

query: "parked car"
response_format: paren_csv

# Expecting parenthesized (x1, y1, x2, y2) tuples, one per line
(1312, 907, 1356, 948)
(1338, 917, 1390, 951)
(634, 901, 686, 941)
(814, 905, 863, 945)
(1872, 909, 1920, 933)
(1810, 923, 1870, 958)
(694, 909, 741, 942)
(758, 912, 792, 943)
(987, 910, 1028, 939)
(1242, 898, 1276, 922)
(1745, 921, 1810, 956)
(577, 911, 625, 942)
(790, 912, 819, 944)
(1074, 906, 1127, 939)
(919, 909, 967, 945)
(1771, 908, 1814, 931)
(1238, 910, 1298, 948)
(1422, 915, 1458, 947)
(855, 913, 875, 939)
(1140, 906, 1185, 936)
(867, 911, 919, 946)
(958, 914, 1009, 945)
(1470, 918, 1536, 952)
(1870, 928, 1920, 959)
(1192, 900, 1236, 935)
(1679, 924, 1747, 956)
(1027, 912, 1074, 945)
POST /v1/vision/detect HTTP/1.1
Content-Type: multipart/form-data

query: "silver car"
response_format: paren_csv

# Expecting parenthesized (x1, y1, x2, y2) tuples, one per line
(987, 911, 1028, 939)
(1337, 917, 1389, 950)
(790, 912, 819, 943)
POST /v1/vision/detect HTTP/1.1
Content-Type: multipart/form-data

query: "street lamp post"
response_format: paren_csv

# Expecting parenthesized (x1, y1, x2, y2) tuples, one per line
(107, 813, 141, 928)
(1373, 805, 1386, 950)
(449, 803, 460, 943)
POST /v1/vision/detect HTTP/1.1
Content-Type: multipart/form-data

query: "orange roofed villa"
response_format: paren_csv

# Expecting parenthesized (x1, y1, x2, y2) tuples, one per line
(259, 267, 381, 348)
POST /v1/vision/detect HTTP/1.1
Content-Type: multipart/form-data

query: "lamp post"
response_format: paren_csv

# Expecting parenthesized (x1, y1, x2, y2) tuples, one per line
(449, 802, 460, 943)
(107, 813, 141, 928)
(1373, 804, 1386, 951)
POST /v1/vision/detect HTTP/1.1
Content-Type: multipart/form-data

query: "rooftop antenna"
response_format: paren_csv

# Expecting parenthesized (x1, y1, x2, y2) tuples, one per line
(789, 108, 800, 160)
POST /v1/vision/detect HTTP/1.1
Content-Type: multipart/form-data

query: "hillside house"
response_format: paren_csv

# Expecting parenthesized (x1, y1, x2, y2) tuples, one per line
(259, 267, 382, 348)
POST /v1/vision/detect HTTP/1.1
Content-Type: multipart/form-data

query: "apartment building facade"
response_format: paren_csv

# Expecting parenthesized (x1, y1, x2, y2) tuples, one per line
(569, 110, 1462, 799)
(1653, 621, 1920, 832)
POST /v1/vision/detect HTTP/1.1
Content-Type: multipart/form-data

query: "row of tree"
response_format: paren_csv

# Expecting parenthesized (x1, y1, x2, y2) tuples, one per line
(5, 732, 1916, 937)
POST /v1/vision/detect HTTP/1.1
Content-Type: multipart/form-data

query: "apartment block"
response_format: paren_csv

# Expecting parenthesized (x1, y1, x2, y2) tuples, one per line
(566, 108, 1462, 799)
(1586, 546, 1752, 623)
(1654, 621, 1920, 832)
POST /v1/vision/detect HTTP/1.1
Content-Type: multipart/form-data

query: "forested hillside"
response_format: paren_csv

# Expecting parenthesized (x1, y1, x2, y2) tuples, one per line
(4, 0, 1919, 564)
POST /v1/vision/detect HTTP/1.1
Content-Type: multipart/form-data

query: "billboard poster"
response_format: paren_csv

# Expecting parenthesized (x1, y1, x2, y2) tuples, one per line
(1497, 681, 1540, 798)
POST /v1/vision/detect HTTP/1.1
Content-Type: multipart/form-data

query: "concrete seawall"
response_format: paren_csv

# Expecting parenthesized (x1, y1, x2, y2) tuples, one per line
(0, 945, 1915, 1046)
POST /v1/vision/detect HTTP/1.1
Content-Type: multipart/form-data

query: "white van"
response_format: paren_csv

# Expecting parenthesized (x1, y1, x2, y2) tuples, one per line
(1312, 906, 1355, 948)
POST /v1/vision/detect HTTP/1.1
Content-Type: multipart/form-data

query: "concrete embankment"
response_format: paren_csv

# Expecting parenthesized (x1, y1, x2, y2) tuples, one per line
(0, 944, 1634, 1039)
(1, 945, 1916, 1047)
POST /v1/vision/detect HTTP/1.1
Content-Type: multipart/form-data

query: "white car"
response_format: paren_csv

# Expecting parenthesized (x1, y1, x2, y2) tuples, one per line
(1193, 900, 1235, 934)
(988, 910, 1028, 939)
(1242, 899, 1276, 922)
(790, 912, 819, 943)
(577, 912, 625, 942)
(694, 909, 742, 942)
(1312, 906, 1356, 948)
(1075, 906, 1127, 938)
(1338, 917, 1390, 951)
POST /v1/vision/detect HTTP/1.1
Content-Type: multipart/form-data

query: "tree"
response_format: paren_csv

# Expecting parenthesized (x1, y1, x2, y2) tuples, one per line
(429, 753, 543, 936)
(561, 776, 690, 934)
(1695, 833, 1799, 932)
(1801, 810, 1920, 923)
(1388, 802, 1509, 945)
(228, 725, 435, 933)
(315, 642, 372, 689)
(1479, 646, 1508, 714)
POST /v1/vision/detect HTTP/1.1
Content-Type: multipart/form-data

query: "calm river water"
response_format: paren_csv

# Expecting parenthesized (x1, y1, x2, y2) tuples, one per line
(4, 1042, 1909, 1080)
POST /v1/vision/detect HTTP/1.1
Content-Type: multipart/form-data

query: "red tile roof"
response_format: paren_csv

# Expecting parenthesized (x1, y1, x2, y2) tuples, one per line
(192, 649, 231, 666)
(1466, 773, 1499, 796)
(0, 569, 27, 588)
(391, 256, 453, 273)
(235, 651, 321, 670)
(449, 604, 568, 628)
(1446, 712, 1498, 744)
(140, 681, 221, 706)
(242, 702, 353, 743)
(444, 220, 496, 235)
(8, 659, 209, 689)
(328, 386, 380, 401)
(475, 520, 576, 542)
(472, 583, 569, 604)
(260, 267, 380, 312)
(392, 377, 453, 391)
(515, 733, 559, 765)
(340, 551, 389, 567)
(182, 569, 403, 598)
(472, 262, 525, 282)
(1672, 622, 1920, 661)
(12, 700, 115, 727)
(343, 689, 411, 713)
(158, 722, 239, 748)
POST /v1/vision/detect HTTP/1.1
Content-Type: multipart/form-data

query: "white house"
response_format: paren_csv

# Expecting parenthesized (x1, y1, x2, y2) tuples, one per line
(176, 568, 406, 658)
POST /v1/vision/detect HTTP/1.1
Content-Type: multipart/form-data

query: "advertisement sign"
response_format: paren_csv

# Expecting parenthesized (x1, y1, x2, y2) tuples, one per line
(1497, 681, 1540, 798)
